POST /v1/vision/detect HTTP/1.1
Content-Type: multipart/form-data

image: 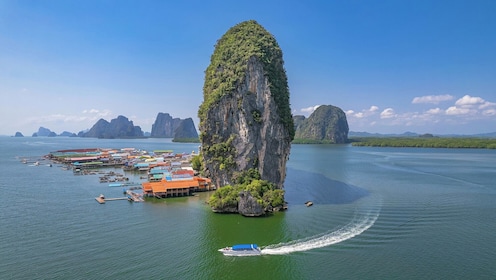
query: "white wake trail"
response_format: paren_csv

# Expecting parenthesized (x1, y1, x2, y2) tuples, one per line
(261, 206, 380, 255)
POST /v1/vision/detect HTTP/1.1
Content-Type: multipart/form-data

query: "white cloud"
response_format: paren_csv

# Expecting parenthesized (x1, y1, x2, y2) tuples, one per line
(345, 95, 495, 134)
(300, 105, 321, 114)
(426, 108, 443, 115)
(446, 106, 472, 115)
(346, 105, 379, 119)
(455, 95, 485, 106)
(482, 108, 496, 116)
(443, 95, 496, 117)
(82, 109, 112, 119)
(412, 94, 454, 104)
(82, 108, 112, 117)
(380, 108, 395, 119)
(479, 101, 496, 109)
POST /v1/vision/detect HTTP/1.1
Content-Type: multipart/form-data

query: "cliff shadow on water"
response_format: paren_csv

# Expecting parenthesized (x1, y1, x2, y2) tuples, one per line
(284, 168, 369, 205)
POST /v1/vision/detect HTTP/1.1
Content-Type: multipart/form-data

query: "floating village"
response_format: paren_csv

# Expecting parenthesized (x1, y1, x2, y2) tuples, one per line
(21, 147, 214, 204)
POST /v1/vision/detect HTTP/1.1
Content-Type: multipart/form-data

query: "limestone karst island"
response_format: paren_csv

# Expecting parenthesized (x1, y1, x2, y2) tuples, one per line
(198, 20, 294, 216)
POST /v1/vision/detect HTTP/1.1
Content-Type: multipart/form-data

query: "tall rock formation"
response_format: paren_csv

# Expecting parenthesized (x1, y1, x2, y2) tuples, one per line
(82, 115, 144, 138)
(150, 113, 199, 139)
(173, 118, 199, 140)
(198, 20, 294, 189)
(150, 113, 181, 138)
(294, 105, 349, 143)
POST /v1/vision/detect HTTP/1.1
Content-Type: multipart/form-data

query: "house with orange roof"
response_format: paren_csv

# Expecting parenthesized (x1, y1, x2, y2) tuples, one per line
(142, 176, 212, 198)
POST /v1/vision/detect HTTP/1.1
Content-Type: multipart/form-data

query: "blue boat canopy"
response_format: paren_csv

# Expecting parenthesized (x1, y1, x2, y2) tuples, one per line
(232, 244, 259, 251)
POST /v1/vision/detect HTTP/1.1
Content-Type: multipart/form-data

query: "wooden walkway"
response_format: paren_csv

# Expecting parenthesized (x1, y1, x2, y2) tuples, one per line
(95, 191, 144, 204)
(126, 190, 144, 202)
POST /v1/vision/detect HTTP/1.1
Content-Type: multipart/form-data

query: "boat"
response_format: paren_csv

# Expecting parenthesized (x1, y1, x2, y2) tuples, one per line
(305, 201, 313, 207)
(218, 244, 262, 256)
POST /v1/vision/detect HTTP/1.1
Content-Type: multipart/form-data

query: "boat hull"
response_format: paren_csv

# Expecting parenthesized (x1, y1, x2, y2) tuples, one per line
(218, 244, 262, 256)
(218, 248, 261, 256)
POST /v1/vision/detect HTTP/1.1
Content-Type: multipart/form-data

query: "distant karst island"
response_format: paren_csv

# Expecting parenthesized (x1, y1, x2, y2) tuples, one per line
(293, 105, 349, 144)
(21, 113, 200, 142)
(80, 115, 145, 139)
(150, 113, 199, 142)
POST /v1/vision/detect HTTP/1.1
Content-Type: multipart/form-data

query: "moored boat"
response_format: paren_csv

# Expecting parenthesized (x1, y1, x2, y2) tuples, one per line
(218, 244, 262, 256)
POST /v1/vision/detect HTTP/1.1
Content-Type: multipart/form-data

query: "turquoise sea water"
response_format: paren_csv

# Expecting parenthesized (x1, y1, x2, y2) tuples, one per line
(0, 137, 495, 279)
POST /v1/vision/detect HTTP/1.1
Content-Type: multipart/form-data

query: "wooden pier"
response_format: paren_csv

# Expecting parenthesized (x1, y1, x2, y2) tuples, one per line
(95, 191, 144, 204)
(126, 190, 144, 202)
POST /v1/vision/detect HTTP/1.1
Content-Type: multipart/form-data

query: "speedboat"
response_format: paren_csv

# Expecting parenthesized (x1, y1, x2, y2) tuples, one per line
(218, 244, 262, 256)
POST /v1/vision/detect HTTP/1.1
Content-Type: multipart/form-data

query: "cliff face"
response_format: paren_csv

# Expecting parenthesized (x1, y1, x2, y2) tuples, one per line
(83, 115, 144, 138)
(293, 115, 306, 133)
(199, 20, 293, 189)
(173, 118, 199, 140)
(294, 105, 349, 143)
(150, 113, 181, 138)
(83, 119, 110, 138)
(151, 113, 198, 139)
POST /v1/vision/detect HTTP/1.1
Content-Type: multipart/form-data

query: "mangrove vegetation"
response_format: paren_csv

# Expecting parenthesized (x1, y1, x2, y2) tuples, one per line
(351, 137, 496, 149)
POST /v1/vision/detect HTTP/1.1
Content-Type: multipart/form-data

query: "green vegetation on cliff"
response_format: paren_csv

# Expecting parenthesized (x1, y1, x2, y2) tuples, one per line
(351, 137, 496, 149)
(201, 134, 237, 171)
(208, 169, 285, 213)
(198, 20, 294, 139)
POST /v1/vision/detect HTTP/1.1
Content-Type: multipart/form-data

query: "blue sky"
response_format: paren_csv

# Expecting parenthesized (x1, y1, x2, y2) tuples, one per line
(1, 0, 495, 136)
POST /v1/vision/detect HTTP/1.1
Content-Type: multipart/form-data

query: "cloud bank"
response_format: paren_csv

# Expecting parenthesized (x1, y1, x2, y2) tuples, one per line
(412, 94, 454, 104)
(345, 94, 496, 133)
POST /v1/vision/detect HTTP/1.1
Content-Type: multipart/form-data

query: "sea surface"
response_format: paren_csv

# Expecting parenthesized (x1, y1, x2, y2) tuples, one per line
(0, 137, 495, 280)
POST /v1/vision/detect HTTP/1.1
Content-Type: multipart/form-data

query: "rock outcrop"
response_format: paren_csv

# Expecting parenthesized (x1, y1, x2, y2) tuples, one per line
(238, 191, 264, 216)
(59, 131, 76, 137)
(82, 115, 144, 139)
(151, 113, 198, 140)
(33, 127, 53, 137)
(173, 118, 199, 140)
(199, 20, 294, 189)
(150, 113, 181, 138)
(14, 132, 24, 137)
(294, 105, 349, 143)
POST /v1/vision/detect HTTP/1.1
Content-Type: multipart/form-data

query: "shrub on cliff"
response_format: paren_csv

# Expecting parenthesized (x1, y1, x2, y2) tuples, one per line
(207, 170, 285, 215)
